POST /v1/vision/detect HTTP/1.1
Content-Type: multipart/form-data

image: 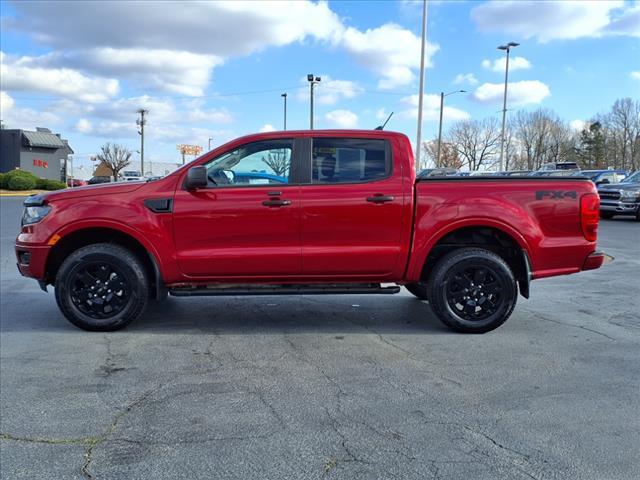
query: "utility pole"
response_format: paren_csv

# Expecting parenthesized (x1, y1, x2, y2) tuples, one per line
(136, 109, 148, 175)
(415, 0, 428, 170)
(307, 74, 321, 129)
(436, 90, 465, 167)
(498, 42, 519, 171)
(281, 93, 288, 130)
(208, 137, 213, 150)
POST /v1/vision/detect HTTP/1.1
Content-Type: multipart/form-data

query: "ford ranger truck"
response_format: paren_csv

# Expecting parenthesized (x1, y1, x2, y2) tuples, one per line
(15, 130, 607, 333)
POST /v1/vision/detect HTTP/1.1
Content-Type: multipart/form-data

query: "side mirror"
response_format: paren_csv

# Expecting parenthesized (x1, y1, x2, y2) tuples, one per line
(596, 178, 610, 185)
(185, 166, 208, 190)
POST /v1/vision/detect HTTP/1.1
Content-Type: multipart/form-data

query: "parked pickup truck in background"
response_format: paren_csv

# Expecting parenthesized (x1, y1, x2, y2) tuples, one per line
(597, 170, 640, 221)
(16, 130, 608, 333)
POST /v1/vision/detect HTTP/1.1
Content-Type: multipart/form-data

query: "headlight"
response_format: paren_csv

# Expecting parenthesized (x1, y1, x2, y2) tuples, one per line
(620, 190, 640, 200)
(21, 206, 52, 225)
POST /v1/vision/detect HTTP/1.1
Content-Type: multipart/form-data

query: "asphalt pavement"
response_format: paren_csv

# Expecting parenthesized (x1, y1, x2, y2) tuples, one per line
(1, 195, 639, 480)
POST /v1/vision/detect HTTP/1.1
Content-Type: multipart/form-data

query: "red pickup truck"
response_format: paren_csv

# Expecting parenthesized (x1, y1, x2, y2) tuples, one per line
(16, 130, 606, 333)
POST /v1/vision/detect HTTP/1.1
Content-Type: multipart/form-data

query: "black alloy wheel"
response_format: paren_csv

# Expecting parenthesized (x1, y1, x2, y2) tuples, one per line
(69, 262, 129, 319)
(55, 243, 149, 331)
(427, 248, 517, 333)
(444, 264, 505, 321)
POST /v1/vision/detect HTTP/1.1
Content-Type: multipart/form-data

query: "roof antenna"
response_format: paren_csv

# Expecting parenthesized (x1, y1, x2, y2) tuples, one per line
(375, 112, 394, 130)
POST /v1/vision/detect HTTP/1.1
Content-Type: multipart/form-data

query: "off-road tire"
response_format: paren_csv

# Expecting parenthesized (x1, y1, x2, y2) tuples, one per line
(427, 248, 517, 334)
(55, 243, 149, 331)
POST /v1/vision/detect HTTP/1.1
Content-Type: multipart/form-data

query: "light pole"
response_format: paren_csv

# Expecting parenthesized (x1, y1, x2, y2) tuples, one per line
(281, 93, 288, 130)
(307, 74, 321, 129)
(208, 137, 213, 150)
(498, 42, 519, 171)
(436, 90, 465, 167)
(415, 0, 428, 169)
(136, 109, 148, 176)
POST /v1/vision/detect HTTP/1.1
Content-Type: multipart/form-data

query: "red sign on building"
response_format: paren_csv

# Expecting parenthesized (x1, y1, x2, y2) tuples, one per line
(33, 159, 49, 169)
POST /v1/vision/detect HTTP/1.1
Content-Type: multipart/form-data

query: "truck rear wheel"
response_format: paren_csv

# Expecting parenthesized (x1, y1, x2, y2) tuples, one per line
(427, 248, 517, 333)
(55, 243, 149, 331)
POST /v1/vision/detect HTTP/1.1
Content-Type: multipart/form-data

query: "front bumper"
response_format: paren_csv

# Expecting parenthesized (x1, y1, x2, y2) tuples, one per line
(599, 200, 640, 214)
(15, 244, 51, 280)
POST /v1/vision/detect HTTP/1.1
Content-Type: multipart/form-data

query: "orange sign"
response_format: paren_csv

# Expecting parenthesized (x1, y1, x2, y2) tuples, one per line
(177, 144, 203, 156)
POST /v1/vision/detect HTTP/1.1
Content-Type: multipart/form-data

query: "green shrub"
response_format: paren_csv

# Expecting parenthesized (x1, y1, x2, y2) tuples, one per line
(44, 180, 67, 191)
(7, 175, 37, 191)
(35, 178, 48, 189)
(0, 173, 6, 189)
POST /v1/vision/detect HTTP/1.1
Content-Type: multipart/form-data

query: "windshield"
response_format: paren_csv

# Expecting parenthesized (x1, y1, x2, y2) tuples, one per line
(622, 171, 640, 183)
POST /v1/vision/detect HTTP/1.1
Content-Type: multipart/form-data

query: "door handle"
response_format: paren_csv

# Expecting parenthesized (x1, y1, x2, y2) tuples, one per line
(366, 194, 394, 204)
(262, 199, 291, 207)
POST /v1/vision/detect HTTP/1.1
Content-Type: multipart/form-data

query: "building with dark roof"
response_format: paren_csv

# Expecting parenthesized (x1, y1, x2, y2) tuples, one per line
(0, 127, 74, 181)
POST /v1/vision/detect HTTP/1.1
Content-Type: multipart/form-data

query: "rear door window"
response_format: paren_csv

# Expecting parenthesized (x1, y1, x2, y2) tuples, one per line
(311, 138, 390, 184)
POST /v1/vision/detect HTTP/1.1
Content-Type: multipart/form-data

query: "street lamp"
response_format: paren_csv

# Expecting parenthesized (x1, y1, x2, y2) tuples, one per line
(436, 90, 466, 167)
(497, 41, 519, 171)
(136, 109, 148, 176)
(307, 74, 321, 129)
(281, 93, 288, 131)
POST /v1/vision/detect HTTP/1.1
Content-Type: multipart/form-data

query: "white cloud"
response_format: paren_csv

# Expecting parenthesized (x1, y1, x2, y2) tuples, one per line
(259, 124, 277, 133)
(73, 48, 223, 97)
(339, 23, 439, 89)
(50, 94, 233, 141)
(296, 75, 363, 106)
(453, 73, 479, 86)
(75, 118, 93, 133)
(481, 56, 531, 73)
(471, 1, 637, 43)
(324, 109, 358, 128)
(5, 1, 430, 95)
(570, 119, 586, 132)
(0, 51, 119, 102)
(399, 94, 470, 122)
(631, 71, 640, 81)
(472, 80, 551, 105)
(0, 91, 61, 130)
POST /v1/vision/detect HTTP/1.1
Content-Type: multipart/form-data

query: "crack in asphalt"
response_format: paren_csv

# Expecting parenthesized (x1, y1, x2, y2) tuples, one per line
(462, 425, 543, 480)
(96, 335, 126, 377)
(1, 384, 163, 480)
(528, 310, 617, 341)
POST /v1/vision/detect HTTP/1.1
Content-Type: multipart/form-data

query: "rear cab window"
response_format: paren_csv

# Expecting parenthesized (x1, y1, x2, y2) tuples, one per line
(311, 138, 391, 184)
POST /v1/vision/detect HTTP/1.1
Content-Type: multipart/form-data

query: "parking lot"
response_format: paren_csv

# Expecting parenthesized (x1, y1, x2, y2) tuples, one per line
(0, 195, 638, 479)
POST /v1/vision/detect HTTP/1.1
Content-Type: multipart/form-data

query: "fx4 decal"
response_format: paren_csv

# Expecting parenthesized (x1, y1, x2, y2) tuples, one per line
(535, 190, 578, 200)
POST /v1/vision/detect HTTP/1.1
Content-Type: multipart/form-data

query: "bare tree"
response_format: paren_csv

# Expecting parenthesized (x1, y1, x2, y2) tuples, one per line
(608, 98, 640, 170)
(261, 149, 290, 177)
(421, 139, 462, 169)
(448, 118, 500, 171)
(513, 108, 575, 169)
(94, 143, 132, 178)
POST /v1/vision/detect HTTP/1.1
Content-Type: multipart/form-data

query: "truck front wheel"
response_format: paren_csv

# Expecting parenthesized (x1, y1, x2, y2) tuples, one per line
(54, 243, 149, 331)
(427, 248, 517, 333)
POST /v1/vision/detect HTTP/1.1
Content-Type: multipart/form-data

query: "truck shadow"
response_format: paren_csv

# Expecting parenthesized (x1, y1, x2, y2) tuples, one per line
(0, 287, 449, 335)
(128, 294, 451, 335)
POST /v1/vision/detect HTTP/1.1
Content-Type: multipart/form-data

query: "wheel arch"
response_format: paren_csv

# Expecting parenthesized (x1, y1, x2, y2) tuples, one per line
(45, 222, 165, 299)
(410, 220, 532, 298)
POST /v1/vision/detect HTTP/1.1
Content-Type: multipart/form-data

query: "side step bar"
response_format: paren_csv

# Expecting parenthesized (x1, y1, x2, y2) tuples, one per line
(169, 283, 401, 297)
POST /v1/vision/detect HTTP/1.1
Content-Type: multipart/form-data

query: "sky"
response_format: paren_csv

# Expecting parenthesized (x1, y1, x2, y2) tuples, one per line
(1, 0, 639, 176)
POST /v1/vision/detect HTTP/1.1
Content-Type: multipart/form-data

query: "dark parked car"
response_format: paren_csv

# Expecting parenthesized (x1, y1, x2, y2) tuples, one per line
(597, 171, 640, 221)
(87, 176, 112, 185)
(571, 169, 627, 186)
